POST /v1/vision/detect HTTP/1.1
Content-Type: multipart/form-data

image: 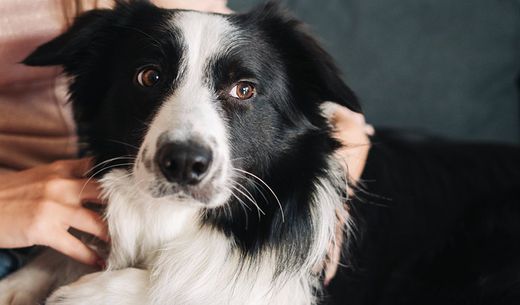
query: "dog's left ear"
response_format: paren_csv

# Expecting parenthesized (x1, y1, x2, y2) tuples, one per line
(248, 2, 362, 113)
(22, 8, 114, 71)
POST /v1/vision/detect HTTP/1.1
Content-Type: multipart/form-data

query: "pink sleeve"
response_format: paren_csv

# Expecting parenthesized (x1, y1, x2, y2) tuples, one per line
(0, 0, 77, 172)
(0, 0, 65, 87)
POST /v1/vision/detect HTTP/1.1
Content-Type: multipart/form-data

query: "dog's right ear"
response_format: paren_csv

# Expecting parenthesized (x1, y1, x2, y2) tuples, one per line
(23, 9, 113, 70)
(245, 2, 362, 113)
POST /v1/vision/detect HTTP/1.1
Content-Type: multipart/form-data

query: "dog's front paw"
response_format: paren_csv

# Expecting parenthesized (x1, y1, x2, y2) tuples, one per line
(45, 272, 105, 305)
(46, 268, 148, 305)
(44, 286, 73, 305)
(0, 292, 36, 305)
(45, 286, 83, 305)
(0, 286, 38, 305)
(0, 275, 47, 305)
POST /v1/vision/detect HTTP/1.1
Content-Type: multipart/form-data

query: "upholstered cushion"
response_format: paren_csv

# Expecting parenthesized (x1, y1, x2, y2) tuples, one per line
(229, 0, 520, 144)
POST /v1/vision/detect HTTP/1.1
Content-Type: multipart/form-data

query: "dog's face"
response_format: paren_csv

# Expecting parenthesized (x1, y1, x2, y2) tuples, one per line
(25, 2, 359, 213)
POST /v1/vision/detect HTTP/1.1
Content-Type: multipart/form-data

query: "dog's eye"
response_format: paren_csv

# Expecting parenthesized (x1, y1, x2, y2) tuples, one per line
(136, 67, 161, 87)
(229, 82, 256, 100)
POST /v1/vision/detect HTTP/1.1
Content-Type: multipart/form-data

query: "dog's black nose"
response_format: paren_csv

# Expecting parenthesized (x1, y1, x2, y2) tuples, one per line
(156, 141, 213, 185)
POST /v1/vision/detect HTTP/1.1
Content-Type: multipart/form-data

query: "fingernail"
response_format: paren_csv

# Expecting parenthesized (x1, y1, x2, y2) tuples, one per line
(324, 278, 331, 287)
(96, 259, 106, 270)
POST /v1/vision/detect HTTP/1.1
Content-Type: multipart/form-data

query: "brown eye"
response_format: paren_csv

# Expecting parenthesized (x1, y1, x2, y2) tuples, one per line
(136, 67, 160, 87)
(229, 82, 256, 100)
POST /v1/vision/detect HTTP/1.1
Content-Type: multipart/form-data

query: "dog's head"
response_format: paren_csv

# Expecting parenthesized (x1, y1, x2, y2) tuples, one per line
(25, 2, 359, 262)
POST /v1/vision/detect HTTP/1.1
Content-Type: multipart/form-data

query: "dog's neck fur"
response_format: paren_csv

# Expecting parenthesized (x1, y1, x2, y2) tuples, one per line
(100, 159, 346, 305)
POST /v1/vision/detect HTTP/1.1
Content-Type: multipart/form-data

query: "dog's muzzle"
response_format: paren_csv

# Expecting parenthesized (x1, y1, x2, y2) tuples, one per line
(155, 140, 213, 186)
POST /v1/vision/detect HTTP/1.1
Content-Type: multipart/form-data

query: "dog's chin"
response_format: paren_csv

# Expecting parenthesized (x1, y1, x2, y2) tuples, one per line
(147, 179, 231, 208)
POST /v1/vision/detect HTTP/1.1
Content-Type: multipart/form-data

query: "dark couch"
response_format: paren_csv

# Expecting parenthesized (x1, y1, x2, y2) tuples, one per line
(229, 0, 520, 144)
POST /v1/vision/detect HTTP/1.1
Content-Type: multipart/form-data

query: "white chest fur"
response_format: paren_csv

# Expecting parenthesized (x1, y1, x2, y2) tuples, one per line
(99, 164, 344, 305)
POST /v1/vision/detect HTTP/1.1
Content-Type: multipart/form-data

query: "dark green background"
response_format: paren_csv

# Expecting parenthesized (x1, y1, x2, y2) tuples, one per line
(228, 0, 520, 144)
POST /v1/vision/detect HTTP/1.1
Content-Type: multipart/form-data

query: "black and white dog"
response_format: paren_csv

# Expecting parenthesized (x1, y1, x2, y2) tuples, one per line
(1, 2, 356, 304)
(1, 1, 520, 305)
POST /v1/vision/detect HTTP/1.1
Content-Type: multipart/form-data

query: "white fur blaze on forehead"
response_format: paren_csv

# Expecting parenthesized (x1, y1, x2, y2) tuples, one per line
(173, 11, 236, 80)
(147, 11, 236, 144)
(141, 11, 236, 145)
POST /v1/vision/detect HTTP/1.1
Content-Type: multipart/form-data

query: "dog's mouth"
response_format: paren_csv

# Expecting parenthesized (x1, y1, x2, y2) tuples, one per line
(147, 176, 227, 206)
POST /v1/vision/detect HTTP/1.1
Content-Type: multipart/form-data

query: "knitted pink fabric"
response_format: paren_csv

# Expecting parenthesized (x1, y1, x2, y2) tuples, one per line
(0, 0, 76, 173)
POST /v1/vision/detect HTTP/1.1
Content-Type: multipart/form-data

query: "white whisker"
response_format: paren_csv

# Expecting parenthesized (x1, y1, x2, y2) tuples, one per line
(232, 168, 284, 223)
(79, 162, 135, 201)
(85, 156, 135, 176)
(230, 184, 265, 219)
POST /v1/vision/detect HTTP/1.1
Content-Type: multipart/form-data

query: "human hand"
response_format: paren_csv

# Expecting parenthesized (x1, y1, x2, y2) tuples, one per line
(0, 158, 107, 266)
(323, 102, 372, 186)
(322, 102, 372, 285)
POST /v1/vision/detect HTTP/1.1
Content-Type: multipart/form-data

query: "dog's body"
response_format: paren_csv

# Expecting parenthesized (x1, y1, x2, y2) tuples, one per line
(0, 2, 519, 305)
(328, 132, 520, 305)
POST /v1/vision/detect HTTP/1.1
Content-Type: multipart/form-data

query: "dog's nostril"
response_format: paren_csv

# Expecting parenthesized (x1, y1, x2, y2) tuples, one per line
(163, 159, 178, 174)
(156, 141, 213, 185)
(192, 159, 208, 176)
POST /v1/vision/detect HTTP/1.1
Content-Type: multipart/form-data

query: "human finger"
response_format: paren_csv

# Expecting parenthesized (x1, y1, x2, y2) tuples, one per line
(42, 178, 104, 206)
(328, 103, 366, 127)
(77, 180, 105, 204)
(66, 206, 109, 242)
(45, 230, 101, 266)
(50, 158, 93, 178)
(69, 158, 95, 178)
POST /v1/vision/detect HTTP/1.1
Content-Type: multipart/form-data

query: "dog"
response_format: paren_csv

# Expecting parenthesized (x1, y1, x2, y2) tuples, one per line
(0, 2, 357, 304)
(1, 1, 520, 305)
